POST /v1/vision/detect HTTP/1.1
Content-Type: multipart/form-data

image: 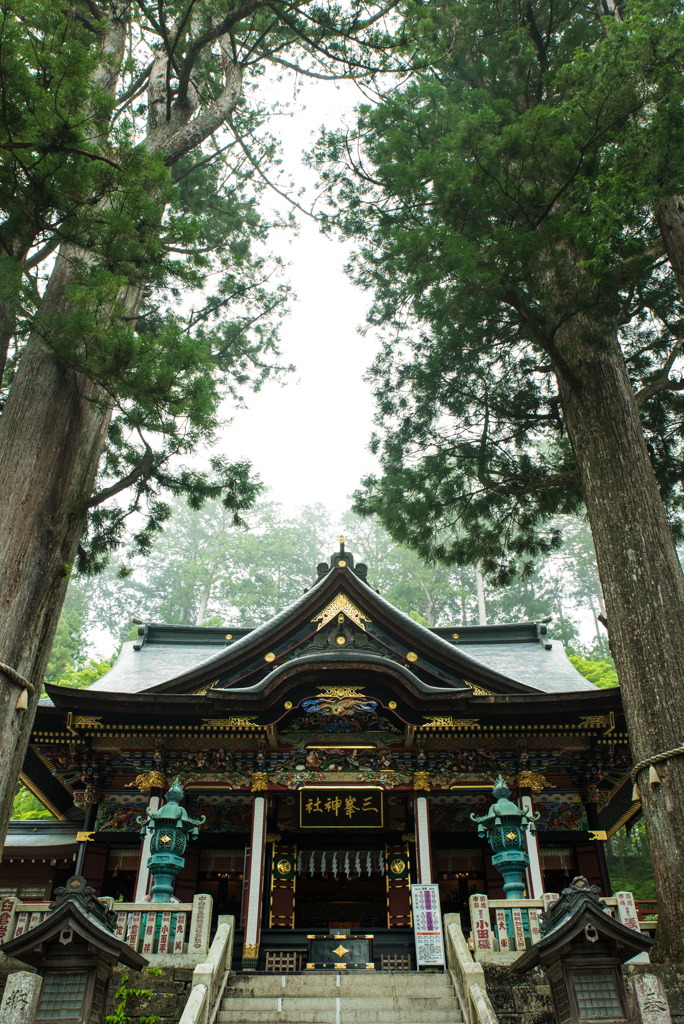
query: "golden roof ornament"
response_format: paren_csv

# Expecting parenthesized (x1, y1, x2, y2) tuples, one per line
(311, 593, 371, 631)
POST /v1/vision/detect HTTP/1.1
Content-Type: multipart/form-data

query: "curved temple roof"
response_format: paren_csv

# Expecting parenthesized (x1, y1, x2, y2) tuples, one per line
(84, 539, 594, 698)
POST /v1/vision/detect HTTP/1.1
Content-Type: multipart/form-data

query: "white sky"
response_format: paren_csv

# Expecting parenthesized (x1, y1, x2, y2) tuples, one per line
(215, 77, 382, 518)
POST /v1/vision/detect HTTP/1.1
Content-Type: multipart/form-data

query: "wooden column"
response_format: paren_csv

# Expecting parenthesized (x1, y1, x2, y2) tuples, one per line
(584, 799, 612, 895)
(517, 774, 546, 898)
(520, 797, 544, 898)
(133, 775, 164, 901)
(415, 796, 433, 883)
(75, 800, 99, 875)
(413, 773, 433, 883)
(242, 777, 268, 970)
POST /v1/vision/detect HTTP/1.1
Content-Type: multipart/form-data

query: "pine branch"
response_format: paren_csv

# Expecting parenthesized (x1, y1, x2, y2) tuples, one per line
(148, 64, 243, 164)
(634, 341, 684, 407)
(84, 444, 155, 509)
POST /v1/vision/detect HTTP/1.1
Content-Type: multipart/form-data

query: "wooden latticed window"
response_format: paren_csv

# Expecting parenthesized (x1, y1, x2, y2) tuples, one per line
(36, 971, 88, 1020)
(265, 950, 305, 972)
(551, 975, 572, 1024)
(380, 954, 412, 971)
(571, 971, 624, 1020)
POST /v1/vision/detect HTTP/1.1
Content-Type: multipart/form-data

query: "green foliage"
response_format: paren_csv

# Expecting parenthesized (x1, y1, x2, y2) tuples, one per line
(568, 654, 619, 689)
(45, 588, 91, 681)
(10, 786, 54, 820)
(105, 968, 162, 1024)
(311, 0, 684, 574)
(606, 822, 657, 902)
(44, 585, 110, 688)
(0, 0, 401, 573)
(52, 658, 111, 690)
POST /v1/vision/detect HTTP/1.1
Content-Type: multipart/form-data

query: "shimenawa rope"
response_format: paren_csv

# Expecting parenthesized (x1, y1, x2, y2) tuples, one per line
(0, 661, 35, 711)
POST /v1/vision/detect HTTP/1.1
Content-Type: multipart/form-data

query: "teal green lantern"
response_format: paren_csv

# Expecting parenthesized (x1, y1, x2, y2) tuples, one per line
(471, 775, 539, 900)
(138, 778, 205, 902)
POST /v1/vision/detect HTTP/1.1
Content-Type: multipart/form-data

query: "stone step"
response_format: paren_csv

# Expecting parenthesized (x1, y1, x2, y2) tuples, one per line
(225, 983, 453, 998)
(217, 1012, 462, 1024)
(227, 975, 453, 997)
(222, 997, 460, 1012)
(218, 969, 463, 1024)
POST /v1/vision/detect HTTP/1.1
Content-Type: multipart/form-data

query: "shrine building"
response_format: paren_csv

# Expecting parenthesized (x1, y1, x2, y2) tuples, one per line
(3, 539, 638, 970)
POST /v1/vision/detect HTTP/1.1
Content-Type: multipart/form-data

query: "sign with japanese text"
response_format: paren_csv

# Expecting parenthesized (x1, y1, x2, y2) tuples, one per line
(411, 884, 445, 967)
(469, 894, 492, 951)
(300, 787, 383, 828)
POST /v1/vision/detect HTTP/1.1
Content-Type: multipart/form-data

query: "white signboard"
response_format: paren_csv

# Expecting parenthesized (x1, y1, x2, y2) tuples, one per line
(411, 883, 445, 968)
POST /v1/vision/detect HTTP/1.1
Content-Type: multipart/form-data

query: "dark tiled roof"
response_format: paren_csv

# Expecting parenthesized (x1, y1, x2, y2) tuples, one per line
(453, 641, 593, 693)
(84, 558, 595, 696)
(87, 640, 232, 695)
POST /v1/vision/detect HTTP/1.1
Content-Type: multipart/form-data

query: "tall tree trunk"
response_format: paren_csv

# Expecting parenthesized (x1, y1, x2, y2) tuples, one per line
(590, 601, 607, 657)
(656, 198, 684, 303)
(475, 560, 487, 625)
(195, 580, 212, 626)
(555, 321, 684, 962)
(0, 31, 243, 848)
(0, 254, 113, 847)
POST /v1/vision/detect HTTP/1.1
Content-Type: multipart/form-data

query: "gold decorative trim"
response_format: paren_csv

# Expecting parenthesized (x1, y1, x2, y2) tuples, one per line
(413, 771, 431, 791)
(242, 943, 259, 959)
(125, 771, 165, 792)
(406, 652, 418, 662)
(516, 771, 553, 793)
(76, 831, 95, 843)
(421, 717, 480, 729)
(74, 716, 102, 728)
(202, 717, 259, 729)
(401, 833, 416, 843)
(579, 711, 615, 735)
(388, 701, 397, 709)
(265, 833, 282, 843)
(311, 593, 371, 631)
(251, 772, 269, 792)
(193, 679, 219, 696)
(265, 653, 276, 663)
(316, 686, 366, 699)
(19, 771, 66, 821)
(284, 701, 293, 709)
(463, 680, 495, 696)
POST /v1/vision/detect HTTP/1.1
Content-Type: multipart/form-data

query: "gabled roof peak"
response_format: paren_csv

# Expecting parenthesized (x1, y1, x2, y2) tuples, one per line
(315, 536, 369, 584)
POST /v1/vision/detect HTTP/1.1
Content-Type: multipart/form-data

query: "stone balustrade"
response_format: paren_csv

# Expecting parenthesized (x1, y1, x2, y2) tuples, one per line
(468, 890, 653, 959)
(0, 893, 213, 968)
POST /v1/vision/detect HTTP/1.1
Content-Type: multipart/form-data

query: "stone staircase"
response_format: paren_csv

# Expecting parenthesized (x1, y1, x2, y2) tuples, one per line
(218, 970, 464, 1024)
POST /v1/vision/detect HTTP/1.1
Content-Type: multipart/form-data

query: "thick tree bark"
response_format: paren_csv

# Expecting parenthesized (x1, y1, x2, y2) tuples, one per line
(656, 197, 684, 303)
(0, 253, 113, 845)
(555, 319, 684, 962)
(0, 16, 244, 848)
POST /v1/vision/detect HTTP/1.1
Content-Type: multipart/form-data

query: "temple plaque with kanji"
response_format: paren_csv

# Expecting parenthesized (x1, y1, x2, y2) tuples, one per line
(300, 788, 383, 828)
